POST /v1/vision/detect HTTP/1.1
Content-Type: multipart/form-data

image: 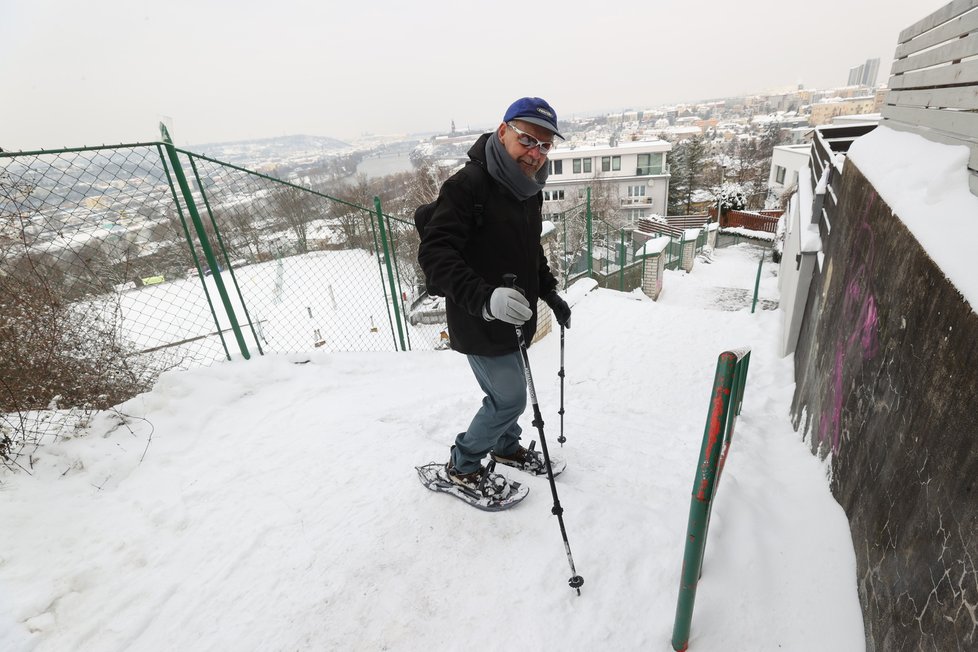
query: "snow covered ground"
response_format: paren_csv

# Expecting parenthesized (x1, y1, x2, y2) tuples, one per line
(0, 243, 864, 651)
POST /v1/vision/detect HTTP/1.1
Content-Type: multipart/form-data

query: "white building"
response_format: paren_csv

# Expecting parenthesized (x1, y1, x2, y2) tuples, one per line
(542, 139, 672, 224)
(767, 144, 810, 208)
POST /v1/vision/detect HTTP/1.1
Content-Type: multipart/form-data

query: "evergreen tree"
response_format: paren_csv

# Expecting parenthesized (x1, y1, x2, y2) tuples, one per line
(667, 136, 707, 215)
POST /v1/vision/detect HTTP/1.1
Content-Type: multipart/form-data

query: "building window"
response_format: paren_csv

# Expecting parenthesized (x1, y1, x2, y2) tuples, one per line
(578, 188, 586, 199)
(570, 159, 591, 174)
(775, 165, 786, 184)
(637, 153, 664, 175)
(602, 156, 621, 172)
(550, 160, 563, 175)
(544, 190, 565, 201)
(628, 185, 646, 197)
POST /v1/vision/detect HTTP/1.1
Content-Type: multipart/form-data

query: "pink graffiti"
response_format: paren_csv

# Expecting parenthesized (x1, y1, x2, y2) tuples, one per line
(818, 192, 879, 453)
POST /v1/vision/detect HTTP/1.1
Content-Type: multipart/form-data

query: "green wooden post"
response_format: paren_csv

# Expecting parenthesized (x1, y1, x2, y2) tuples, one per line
(374, 197, 406, 352)
(159, 124, 251, 360)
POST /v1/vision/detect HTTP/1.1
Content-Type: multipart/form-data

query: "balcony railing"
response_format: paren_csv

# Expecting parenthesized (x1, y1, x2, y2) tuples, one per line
(621, 197, 653, 206)
(637, 163, 670, 176)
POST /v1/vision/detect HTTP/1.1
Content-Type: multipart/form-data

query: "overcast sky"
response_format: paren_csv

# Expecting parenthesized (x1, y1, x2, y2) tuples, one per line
(1, 0, 949, 150)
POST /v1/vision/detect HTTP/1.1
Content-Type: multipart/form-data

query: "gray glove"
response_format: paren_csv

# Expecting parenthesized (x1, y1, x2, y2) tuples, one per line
(487, 287, 532, 325)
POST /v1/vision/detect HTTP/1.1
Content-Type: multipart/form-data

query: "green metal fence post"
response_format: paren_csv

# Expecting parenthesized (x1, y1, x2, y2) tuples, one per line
(751, 252, 765, 313)
(671, 349, 751, 651)
(586, 187, 593, 278)
(619, 229, 626, 291)
(384, 219, 413, 351)
(159, 124, 251, 360)
(186, 155, 264, 355)
(155, 144, 233, 362)
(374, 197, 407, 352)
(562, 211, 568, 290)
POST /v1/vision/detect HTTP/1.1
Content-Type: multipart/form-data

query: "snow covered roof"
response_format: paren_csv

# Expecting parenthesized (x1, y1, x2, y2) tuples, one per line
(551, 139, 671, 159)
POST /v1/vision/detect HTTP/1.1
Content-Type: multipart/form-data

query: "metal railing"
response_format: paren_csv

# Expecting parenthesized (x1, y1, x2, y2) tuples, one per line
(634, 222, 709, 272)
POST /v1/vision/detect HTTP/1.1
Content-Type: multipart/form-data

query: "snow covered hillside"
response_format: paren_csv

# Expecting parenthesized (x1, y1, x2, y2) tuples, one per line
(0, 244, 864, 651)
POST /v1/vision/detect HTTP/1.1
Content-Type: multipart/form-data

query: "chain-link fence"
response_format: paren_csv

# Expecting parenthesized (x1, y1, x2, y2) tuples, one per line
(380, 212, 453, 352)
(546, 201, 590, 288)
(1, 143, 224, 470)
(1, 135, 721, 469)
(0, 139, 439, 469)
(173, 149, 406, 357)
(633, 220, 712, 272)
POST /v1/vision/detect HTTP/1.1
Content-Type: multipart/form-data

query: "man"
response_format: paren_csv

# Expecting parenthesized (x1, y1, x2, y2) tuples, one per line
(418, 97, 572, 500)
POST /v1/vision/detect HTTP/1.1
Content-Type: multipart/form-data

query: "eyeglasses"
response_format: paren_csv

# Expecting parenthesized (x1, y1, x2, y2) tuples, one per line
(507, 122, 555, 154)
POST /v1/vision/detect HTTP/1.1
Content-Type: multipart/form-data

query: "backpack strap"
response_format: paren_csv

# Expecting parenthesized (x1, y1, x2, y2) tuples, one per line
(461, 160, 492, 229)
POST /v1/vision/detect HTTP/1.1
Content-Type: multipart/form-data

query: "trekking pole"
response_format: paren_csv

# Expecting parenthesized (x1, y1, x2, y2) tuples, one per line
(558, 325, 566, 446)
(503, 274, 584, 596)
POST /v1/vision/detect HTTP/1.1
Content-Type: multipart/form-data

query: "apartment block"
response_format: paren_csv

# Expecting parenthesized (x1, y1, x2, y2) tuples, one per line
(542, 139, 672, 224)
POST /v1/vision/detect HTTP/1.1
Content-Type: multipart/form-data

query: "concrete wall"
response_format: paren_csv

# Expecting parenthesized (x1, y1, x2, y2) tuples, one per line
(790, 161, 978, 650)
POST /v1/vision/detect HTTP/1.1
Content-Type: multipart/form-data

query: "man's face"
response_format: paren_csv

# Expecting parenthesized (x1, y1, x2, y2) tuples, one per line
(497, 120, 555, 178)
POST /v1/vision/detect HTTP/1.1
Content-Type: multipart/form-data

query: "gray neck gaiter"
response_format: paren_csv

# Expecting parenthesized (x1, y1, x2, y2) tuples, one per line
(485, 131, 549, 201)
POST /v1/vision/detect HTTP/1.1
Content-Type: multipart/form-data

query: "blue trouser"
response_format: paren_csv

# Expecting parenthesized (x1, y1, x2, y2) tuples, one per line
(451, 350, 527, 474)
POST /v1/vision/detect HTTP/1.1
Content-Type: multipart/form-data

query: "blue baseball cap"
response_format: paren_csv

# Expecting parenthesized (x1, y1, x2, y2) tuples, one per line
(503, 97, 564, 139)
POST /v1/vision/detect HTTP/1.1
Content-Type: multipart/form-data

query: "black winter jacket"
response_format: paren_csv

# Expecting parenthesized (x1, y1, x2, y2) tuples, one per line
(417, 133, 559, 356)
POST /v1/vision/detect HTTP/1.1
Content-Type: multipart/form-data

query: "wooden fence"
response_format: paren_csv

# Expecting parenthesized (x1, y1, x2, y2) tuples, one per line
(665, 214, 710, 230)
(707, 209, 780, 233)
(882, 0, 978, 195)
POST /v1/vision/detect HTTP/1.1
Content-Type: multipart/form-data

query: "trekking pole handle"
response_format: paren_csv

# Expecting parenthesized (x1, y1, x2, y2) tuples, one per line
(502, 273, 517, 289)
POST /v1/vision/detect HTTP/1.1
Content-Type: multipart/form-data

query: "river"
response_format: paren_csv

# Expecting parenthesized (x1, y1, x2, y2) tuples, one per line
(355, 153, 416, 180)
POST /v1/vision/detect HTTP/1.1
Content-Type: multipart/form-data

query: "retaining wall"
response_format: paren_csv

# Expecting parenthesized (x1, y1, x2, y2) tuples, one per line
(790, 160, 978, 651)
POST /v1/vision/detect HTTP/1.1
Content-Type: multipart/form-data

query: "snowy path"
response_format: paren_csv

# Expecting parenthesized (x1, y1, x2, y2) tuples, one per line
(0, 244, 863, 651)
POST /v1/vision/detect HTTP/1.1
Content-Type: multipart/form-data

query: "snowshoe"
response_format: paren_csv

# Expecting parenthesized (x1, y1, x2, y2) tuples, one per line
(416, 460, 528, 512)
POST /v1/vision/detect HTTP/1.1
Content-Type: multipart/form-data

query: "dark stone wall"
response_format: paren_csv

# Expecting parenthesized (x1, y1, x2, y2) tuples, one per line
(791, 161, 978, 651)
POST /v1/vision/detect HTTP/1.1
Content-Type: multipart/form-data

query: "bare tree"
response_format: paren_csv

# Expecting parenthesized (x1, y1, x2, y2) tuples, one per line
(271, 184, 323, 255)
(330, 174, 377, 251)
(219, 205, 265, 261)
(587, 176, 624, 228)
(1, 173, 156, 467)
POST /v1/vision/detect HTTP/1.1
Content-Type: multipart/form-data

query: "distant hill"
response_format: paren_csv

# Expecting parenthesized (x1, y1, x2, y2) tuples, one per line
(189, 134, 353, 167)
(193, 134, 351, 151)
